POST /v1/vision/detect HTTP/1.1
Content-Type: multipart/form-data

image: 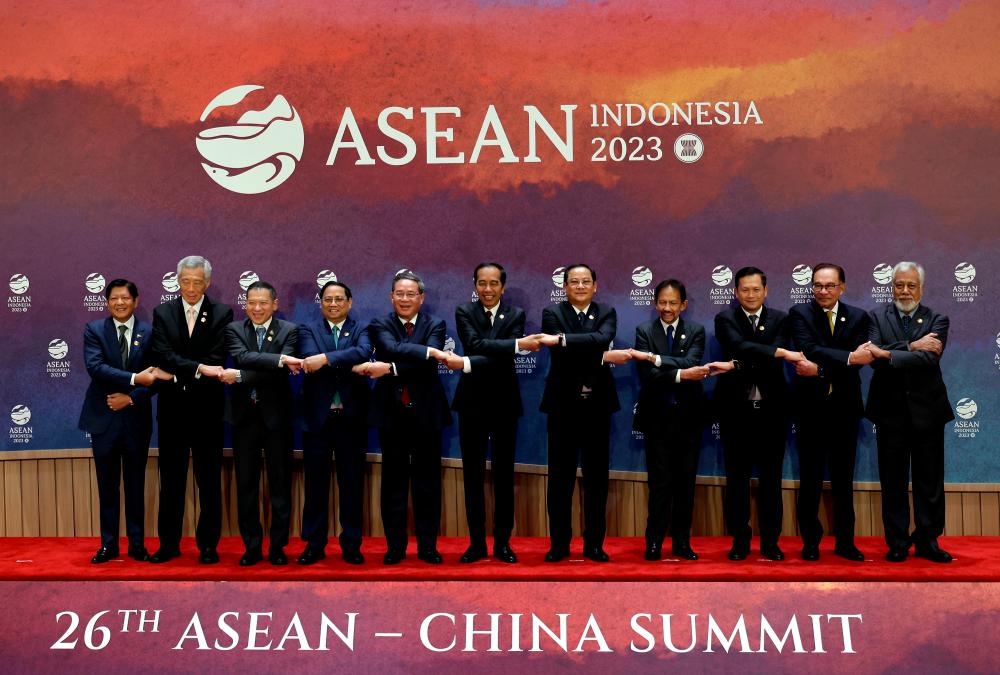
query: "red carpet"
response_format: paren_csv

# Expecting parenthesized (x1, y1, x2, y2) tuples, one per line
(2, 536, 998, 582)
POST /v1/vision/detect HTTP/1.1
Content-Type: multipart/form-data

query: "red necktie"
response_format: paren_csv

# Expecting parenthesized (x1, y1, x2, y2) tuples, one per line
(401, 321, 414, 405)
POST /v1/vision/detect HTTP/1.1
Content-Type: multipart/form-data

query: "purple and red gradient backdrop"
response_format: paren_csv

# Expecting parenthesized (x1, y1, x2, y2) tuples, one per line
(1, 1, 998, 479)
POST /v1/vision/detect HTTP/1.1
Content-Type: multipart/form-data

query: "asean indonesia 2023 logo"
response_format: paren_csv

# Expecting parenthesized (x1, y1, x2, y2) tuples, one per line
(196, 85, 304, 194)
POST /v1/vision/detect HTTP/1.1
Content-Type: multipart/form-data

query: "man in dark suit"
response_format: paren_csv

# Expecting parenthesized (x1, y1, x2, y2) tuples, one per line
(366, 270, 453, 565)
(223, 280, 303, 566)
(539, 264, 632, 563)
(297, 280, 374, 566)
(629, 279, 709, 562)
(79, 279, 171, 563)
(150, 255, 233, 564)
(448, 262, 540, 564)
(865, 261, 954, 563)
(707, 266, 802, 561)
(790, 263, 873, 562)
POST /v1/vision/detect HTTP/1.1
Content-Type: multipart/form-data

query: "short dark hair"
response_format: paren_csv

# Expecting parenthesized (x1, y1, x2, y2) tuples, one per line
(654, 278, 687, 302)
(320, 280, 352, 299)
(812, 263, 845, 283)
(734, 266, 767, 287)
(105, 279, 138, 300)
(473, 262, 507, 286)
(392, 270, 425, 293)
(563, 264, 597, 285)
(245, 280, 277, 299)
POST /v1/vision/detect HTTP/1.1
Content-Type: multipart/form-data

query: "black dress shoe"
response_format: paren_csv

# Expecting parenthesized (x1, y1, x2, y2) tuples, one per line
(341, 549, 365, 565)
(761, 543, 785, 561)
(493, 544, 518, 564)
(544, 548, 569, 562)
(583, 547, 610, 562)
(128, 545, 150, 562)
(297, 547, 326, 565)
(914, 546, 953, 563)
(91, 547, 119, 564)
(885, 547, 909, 562)
(728, 542, 750, 561)
(383, 549, 407, 565)
(801, 544, 820, 561)
(460, 545, 488, 564)
(418, 548, 443, 564)
(239, 548, 263, 566)
(149, 548, 180, 564)
(268, 547, 288, 565)
(833, 544, 865, 562)
(644, 541, 662, 561)
(671, 545, 699, 561)
(198, 548, 219, 565)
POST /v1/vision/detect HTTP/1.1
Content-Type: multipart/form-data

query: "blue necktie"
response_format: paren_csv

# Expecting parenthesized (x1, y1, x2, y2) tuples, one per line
(902, 314, 912, 336)
(577, 311, 586, 328)
(251, 327, 265, 402)
(666, 324, 674, 354)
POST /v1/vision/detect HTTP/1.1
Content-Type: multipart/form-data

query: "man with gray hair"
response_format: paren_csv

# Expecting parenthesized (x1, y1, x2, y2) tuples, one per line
(149, 255, 234, 564)
(864, 262, 954, 563)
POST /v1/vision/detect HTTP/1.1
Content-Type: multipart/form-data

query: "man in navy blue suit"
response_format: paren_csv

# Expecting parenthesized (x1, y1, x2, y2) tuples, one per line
(297, 280, 375, 565)
(790, 263, 872, 562)
(364, 270, 452, 565)
(79, 279, 172, 563)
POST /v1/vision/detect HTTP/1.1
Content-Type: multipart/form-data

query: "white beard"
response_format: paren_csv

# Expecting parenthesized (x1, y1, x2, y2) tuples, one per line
(894, 299, 918, 313)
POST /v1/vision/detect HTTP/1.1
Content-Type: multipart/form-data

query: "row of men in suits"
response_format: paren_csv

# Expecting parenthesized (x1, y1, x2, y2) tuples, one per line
(79, 258, 953, 566)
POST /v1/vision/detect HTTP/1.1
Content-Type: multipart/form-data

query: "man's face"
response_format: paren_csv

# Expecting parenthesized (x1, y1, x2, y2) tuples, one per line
(565, 266, 597, 309)
(179, 266, 209, 305)
(245, 288, 278, 325)
(107, 286, 137, 322)
(892, 268, 922, 313)
(736, 273, 767, 313)
(811, 267, 844, 310)
(320, 285, 352, 324)
(391, 279, 424, 321)
(475, 266, 505, 309)
(655, 285, 687, 324)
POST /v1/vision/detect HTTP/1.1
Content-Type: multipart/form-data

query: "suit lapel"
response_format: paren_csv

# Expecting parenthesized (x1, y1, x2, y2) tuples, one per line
(488, 302, 508, 338)
(910, 305, 931, 338)
(128, 322, 146, 369)
(650, 320, 669, 355)
(318, 319, 336, 352)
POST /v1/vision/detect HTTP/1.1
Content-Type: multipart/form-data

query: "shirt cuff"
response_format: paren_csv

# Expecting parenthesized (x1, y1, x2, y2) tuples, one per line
(425, 347, 432, 359)
(654, 355, 662, 368)
(462, 356, 472, 373)
(391, 362, 398, 376)
(129, 373, 136, 386)
(194, 365, 203, 379)
(235, 370, 243, 383)
(674, 370, 682, 384)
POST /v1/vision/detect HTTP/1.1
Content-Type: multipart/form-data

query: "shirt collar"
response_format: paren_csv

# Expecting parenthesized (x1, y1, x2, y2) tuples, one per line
(569, 303, 591, 316)
(183, 296, 205, 315)
(327, 318, 347, 331)
(252, 318, 273, 332)
(113, 316, 136, 332)
(660, 317, 680, 333)
(398, 313, 419, 325)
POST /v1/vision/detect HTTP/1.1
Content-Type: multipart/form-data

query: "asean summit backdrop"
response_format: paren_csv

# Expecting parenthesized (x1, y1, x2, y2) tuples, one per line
(1, 0, 998, 482)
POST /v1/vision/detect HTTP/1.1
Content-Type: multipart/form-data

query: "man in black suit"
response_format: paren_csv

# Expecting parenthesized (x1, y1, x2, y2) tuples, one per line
(629, 279, 709, 562)
(707, 267, 802, 561)
(150, 255, 233, 564)
(223, 280, 303, 566)
(79, 279, 171, 563)
(790, 263, 872, 562)
(297, 280, 374, 565)
(864, 261, 954, 563)
(539, 264, 632, 563)
(365, 270, 453, 565)
(448, 263, 541, 564)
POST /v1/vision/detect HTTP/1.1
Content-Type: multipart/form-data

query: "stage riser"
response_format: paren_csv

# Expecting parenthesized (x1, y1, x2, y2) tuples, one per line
(2, 454, 998, 539)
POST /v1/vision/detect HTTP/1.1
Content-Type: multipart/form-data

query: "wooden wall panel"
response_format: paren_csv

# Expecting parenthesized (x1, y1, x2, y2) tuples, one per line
(1, 453, 999, 540)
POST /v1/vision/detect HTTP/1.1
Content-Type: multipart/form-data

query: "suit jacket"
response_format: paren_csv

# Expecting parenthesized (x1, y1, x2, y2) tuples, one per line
(224, 317, 298, 431)
(368, 312, 452, 431)
(790, 300, 869, 418)
(78, 317, 155, 436)
(452, 301, 525, 417)
(540, 301, 621, 415)
(298, 316, 373, 430)
(633, 317, 706, 432)
(151, 295, 233, 420)
(865, 303, 954, 430)
(713, 305, 792, 410)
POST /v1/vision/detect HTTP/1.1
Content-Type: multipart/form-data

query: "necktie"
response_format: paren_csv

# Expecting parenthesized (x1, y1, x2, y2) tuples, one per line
(825, 310, 835, 395)
(331, 324, 342, 408)
(485, 308, 493, 325)
(118, 325, 128, 368)
(577, 311, 586, 328)
(187, 307, 196, 336)
(746, 314, 762, 401)
(902, 313, 912, 336)
(666, 324, 674, 354)
(401, 322, 414, 406)
(749, 313, 758, 332)
(331, 324, 340, 348)
(255, 326, 266, 350)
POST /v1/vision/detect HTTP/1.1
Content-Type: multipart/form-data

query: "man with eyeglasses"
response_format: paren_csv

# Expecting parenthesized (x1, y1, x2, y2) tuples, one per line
(297, 280, 379, 566)
(707, 266, 802, 562)
(864, 262, 954, 563)
(789, 264, 872, 562)
(365, 270, 452, 565)
(537, 263, 632, 563)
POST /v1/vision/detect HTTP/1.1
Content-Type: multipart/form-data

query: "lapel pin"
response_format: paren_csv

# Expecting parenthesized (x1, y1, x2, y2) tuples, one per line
(759, 325, 765, 331)
(840, 316, 846, 322)
(499, 314, 504, 320)
(267, 336, 273, 342)
(343, 331, 349, 337)
(588, 314, 594, 320)
(202, 311, 208, 317)
(133, 340, 139, 347)
(917, 318, 924, 324)
(200, 317, 206, 323)
(680, 334, 686, 340)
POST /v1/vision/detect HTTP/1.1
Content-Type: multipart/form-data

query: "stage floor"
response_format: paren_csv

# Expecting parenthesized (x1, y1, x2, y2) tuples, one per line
(3, 536, 998, 582)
